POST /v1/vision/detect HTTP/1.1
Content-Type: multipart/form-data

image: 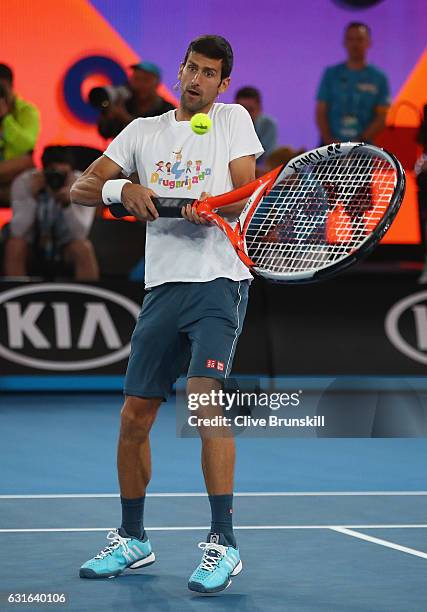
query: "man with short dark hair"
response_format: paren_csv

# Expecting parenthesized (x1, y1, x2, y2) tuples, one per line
(235, 86, 278, 164)
(316, 23, 390, 145)
(73, 34, 263, 593)
(0, 63, 40, 204)
(4, 145, 98, 280)
(98, 61, 176, 139)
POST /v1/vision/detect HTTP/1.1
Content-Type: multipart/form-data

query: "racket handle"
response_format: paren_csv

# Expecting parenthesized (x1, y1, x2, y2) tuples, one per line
(108, 197, 197, 219)
(155, 197, 196, 217)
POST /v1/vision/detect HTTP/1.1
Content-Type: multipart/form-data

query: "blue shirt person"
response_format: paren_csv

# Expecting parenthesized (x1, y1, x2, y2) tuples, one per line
(235, 86, 278, 165)
(316, 22, 390, 144)
(254, 114, 277, 162)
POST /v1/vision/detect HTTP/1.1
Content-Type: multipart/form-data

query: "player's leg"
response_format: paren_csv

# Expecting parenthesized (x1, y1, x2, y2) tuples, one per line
(188, 374, 237, 544)
(79, 395, 161, 579)
(184, 278, 249, 593)
(80, 284, 182, 579)
(117, 395, 161, 537)
(63, 238, 99, 280)
(118, 396, 160, 499)
(187, 375, 241, 594)
(190, 376, 235, 495)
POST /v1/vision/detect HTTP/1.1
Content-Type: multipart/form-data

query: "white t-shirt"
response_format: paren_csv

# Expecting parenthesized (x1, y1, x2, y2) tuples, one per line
(104, 103, 264, 288)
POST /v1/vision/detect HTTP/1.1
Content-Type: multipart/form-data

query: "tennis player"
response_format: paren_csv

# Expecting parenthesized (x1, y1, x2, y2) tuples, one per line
(71, 34, 263, 593)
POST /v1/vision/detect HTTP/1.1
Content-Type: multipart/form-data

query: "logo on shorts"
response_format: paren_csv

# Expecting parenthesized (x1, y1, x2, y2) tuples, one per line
(206, 359, 225, 372)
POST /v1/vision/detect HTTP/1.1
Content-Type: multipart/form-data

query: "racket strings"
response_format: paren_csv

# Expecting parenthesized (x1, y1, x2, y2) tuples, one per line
(244, 151, 396, 274)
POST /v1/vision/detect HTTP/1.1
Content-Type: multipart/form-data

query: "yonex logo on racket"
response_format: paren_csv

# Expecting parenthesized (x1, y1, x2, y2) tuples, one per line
(287, 143, 343, 171)
(205, 359, 224, 372)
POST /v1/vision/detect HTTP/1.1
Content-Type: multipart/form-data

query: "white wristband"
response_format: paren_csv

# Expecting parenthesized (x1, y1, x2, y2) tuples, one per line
(102, 179, 131, 205)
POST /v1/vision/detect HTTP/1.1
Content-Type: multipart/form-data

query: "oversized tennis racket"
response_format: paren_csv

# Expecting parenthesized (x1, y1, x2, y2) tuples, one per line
(109, 142, 405, 283)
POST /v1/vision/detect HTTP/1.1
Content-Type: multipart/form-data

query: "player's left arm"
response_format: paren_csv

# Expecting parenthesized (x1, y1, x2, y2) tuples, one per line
(220, 154, 257, 218)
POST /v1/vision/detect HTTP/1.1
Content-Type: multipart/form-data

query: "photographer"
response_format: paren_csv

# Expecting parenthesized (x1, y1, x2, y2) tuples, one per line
(95, 61, 175, 139)
(3, 145, 99, 280)
(0, 63, 40, 205)
(235, 86, 278, 168)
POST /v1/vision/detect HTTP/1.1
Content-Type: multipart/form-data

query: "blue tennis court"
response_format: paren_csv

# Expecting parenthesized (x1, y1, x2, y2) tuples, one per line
(1, 392, 427, 611)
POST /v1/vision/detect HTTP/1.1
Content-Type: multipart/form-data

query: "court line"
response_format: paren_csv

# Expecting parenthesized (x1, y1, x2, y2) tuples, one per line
(331, 527, 427, 560)
(1, 491, 427, 499)
(1, 524, 427, 533)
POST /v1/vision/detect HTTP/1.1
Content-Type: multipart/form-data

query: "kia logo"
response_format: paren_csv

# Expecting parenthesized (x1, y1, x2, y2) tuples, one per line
(385, 291, 427, 365)
(0, 284, 140, 371)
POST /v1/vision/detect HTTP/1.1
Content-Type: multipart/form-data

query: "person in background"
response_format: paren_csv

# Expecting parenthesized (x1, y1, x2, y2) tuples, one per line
(3, 145, 98, 280)
(235, 86, 277, 166)
(98, 61, 176, 139)
(415, 105, 427, 284)
(0, 63, 40, 205)
(315, 22, 390, 145)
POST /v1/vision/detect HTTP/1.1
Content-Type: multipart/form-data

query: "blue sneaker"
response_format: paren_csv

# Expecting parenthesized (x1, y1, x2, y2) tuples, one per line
(79, 529, 155, 579)
(188, 537, 242, 593)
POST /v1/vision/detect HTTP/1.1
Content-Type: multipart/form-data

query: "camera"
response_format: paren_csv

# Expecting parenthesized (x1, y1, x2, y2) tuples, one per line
(44, 168, 67, 192)
(88, 85, 131, 110)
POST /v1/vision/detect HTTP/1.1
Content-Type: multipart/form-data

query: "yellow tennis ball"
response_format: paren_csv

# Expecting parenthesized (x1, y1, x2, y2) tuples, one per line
(190, 113, 212, 135)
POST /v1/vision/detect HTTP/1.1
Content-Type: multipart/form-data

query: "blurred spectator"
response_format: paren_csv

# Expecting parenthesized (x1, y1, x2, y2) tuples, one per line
(264, 146, 305, 172)
(0, 63, 40, 205)
(235, 86, 278, 165)
(3, 145, 98, 280)
(416, 104, 427, 284)
(97, 61, 176, 139)
(315, 23, 390, 145)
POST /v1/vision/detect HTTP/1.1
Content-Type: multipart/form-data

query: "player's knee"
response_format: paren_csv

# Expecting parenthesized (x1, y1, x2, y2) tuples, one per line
(120, 396, 160, 439)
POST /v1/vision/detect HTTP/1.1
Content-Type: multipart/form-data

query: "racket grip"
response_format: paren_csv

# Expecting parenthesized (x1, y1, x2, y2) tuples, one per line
(107, 197, 196, 219)
(108, 202, 132, 218)
(154, 197, 196, 217)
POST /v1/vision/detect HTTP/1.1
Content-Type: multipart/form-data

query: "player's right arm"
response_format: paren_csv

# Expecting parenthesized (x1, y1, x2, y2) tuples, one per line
(70, 155, 159, 221)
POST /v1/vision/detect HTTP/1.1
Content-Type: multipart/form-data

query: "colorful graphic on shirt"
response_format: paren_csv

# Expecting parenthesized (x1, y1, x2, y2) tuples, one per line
(150, 150, 212, 191)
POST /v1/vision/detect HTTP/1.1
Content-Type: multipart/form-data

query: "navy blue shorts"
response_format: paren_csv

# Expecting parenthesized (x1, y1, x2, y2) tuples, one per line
(124, 278, 249, 400)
